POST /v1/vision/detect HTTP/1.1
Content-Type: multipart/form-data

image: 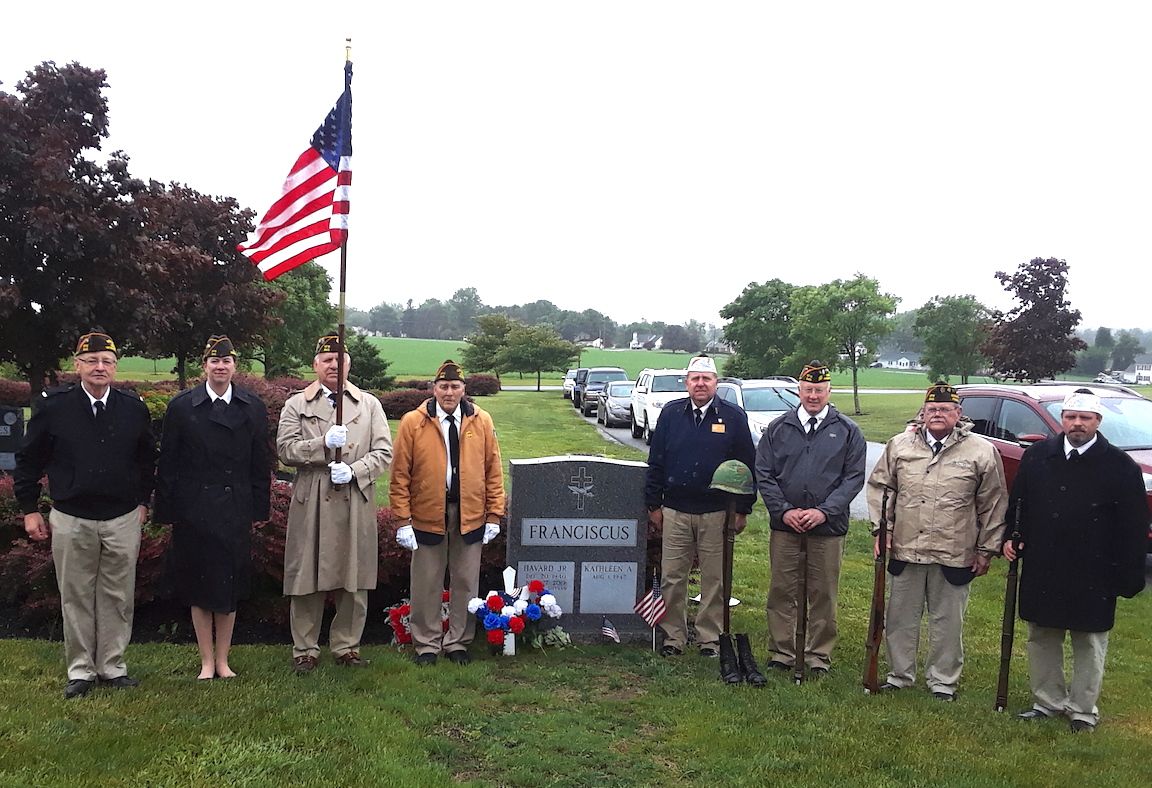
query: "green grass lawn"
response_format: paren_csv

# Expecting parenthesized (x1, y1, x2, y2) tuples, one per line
(4, 394, 1151, 786)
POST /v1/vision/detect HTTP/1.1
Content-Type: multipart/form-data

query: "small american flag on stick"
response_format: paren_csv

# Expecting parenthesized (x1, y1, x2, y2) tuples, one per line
(601, 617, 620, 643)
(634, 569, 666, 627)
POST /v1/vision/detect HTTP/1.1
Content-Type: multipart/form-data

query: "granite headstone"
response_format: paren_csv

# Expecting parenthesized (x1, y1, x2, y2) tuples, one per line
(508, 456, 649, 637)
(0, 407, 24, 472)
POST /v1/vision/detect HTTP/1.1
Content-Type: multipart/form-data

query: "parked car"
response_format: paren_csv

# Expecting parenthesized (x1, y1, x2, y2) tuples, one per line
(578, 367, 629, 415)
(562, 368, 578, 399)
(956, 383, 1152, 551)
(716, 379, 802, 446)
(1094, 372, 1120, 384)
(570, 368, 590, 408)
(596, 381, 635, 427)
(631, 368, 689, 444)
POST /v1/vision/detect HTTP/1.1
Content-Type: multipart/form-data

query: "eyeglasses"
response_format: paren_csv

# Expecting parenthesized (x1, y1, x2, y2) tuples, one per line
(923, 406, 958, 416)
(76, 357, 118, 367)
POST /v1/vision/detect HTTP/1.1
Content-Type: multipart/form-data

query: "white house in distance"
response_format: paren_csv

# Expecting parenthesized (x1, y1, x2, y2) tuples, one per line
(875, 351, 926, 371)
(629, 333, 663, 350)
(1122, 354, 1152, 384)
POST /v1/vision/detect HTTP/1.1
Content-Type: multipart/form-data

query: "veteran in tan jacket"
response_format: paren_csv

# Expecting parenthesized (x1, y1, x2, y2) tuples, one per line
(390, 360, 505, 666)
(866, 381, 1007, 701)
(277, 334, 393, 673)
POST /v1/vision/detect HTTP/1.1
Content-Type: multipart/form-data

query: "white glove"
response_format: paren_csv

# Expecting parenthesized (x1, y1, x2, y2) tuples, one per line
(325, 424, 348, 449)
(328, 461, 353, 484)
(396, 524, 418, 551)
(482, 522, 501, 545)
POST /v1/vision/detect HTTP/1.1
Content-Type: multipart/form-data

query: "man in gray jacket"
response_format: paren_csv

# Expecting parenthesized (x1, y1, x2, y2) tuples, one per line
(755, 361, 866, 675)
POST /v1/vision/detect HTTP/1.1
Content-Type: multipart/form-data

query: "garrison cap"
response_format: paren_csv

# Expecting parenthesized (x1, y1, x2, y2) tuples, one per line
(315, 333, 346, 355)
(924, 381, 960, 404)
(74, 332, 118, 357)
(202, 334, 237, 360)
(435, 360, 464, 382)
(799, 360, 831, 384)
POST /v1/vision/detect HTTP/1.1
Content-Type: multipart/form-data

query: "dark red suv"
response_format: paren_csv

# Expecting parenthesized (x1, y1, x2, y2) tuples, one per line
(956, 383, 1152, 551)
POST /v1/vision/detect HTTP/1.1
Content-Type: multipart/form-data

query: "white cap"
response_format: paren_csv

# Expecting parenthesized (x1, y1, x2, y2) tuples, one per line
(1062, 390, 1104, 416)
(686, 355, 717, 375)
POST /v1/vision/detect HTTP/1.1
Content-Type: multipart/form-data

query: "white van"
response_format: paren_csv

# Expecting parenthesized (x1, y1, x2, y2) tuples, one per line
(630, 368, 689, 444)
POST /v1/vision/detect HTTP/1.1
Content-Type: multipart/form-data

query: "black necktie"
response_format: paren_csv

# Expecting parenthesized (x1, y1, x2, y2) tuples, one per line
(212, 398, 228, 412)
(328, 392, 337, 408)
(694, 408, 703, 427)
(933, 441, 943, 456)
(1067, 449, 1079, 462)
(93, 400, 105, 420)
(807, 416, 818, 435)
(447, 414, 460, 502)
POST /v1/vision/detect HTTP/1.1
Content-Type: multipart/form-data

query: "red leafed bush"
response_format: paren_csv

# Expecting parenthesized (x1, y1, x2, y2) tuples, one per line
(376, 389, 430, 420)
(393, 378, 432, 391)
(465, 375, 501, 397)
(0, 379, 31, 407)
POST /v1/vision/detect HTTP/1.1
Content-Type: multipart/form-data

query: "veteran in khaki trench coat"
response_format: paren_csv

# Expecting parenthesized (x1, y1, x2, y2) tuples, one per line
(277, 334, 393, 672)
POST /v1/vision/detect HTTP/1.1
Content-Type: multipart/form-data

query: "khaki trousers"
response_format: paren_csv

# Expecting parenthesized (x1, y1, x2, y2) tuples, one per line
(290, 589, 368, 658)
(1026, 623, 1109, 725)
(659, 508, 727, 652)
(50, 508, 141, 681)
(410, 503, 482, 656)
(766, 531, 844, 669)
(884, 563, 970, 695)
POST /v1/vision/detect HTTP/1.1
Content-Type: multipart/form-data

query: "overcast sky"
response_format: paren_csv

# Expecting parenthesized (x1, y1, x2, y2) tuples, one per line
(4, 2, 1149, 331)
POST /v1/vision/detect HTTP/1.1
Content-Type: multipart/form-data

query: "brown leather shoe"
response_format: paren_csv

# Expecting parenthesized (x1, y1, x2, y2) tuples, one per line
(293, 655, 318, 674)
(335, 650, 368, 667)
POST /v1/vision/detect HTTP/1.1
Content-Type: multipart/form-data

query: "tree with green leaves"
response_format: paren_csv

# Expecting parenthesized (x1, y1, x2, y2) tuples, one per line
(346, 333, 394, 390)
(461, 314, 518, 378)
(982, 257, 1086, 382)
(660, 324, 701, 353)
(447, 287, 484, 337)
(495, 324, 579, 391)
(135, 180, 283, 388)
(256, 262, 337, 379)
(1094, 327, 1115, 349)
(1111, 330, 1146, 372)
(0, 61, 149, 397)
(789, 275, 898, 415)
(719, 279, 798, 378)
(912, 295, 991, 384)
(367, 302, 402, 336)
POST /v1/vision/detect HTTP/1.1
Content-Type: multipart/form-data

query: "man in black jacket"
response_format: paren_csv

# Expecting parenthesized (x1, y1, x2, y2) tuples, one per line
(14, 332, 156, 699)
(645, 353, 756, 658)
(755, 361, 866, 675)
(1003, 389, 1148, 733)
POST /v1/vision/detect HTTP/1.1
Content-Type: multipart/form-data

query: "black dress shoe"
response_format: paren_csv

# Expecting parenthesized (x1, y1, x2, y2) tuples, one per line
(809, 667, 829, 678)
(878, 681, 901, 693)
(446, 650, 471, 665)
(660, 645, 682, 657)
(767, 660, 792, 671)
(413, 653, 438, 666)
(1069, 719, 1096, 734)
(64, 679, 95, 699)
(102, 675, 140, 689)
(1017, 709, 1050, 721)
(699, 646, 719, 659)
(932, 691, 955, 702)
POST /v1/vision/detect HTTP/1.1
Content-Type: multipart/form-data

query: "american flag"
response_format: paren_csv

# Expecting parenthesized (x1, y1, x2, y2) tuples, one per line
(238, 62, 353, 281)
(634, 571, 666, 627)
(600, 617, 620, 643)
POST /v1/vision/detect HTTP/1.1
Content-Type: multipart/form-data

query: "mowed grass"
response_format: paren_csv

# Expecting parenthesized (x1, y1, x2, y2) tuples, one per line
(4, 397, 1152, 786)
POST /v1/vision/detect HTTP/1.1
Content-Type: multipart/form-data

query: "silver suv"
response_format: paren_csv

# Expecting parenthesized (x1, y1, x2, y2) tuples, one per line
(630, 368, 688, 444)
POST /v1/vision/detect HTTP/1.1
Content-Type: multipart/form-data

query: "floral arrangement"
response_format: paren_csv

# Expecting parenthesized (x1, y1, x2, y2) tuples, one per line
(467, 579, 570, 650)
(386, 590, 450, 646)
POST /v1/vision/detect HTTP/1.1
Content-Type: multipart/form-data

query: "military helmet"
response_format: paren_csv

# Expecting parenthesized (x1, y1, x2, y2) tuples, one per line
(708, 460, 754, 496)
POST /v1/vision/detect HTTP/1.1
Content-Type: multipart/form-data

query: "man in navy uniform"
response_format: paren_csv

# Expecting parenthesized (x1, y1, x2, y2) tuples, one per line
(15, 332, 156, 699)
(644, 353, 756, 658)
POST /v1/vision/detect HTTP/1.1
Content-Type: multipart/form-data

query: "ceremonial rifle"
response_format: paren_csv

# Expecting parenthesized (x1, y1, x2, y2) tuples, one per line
(863, 486, 891, 694)
(995, 501, 1023, 712)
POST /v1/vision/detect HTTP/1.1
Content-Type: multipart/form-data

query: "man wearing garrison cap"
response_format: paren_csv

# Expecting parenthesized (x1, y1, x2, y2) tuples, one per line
(1002, 389, 1148, 732)
(14, 332, 156, 699)
(866, 381, 1007, 701)
(390, 360, 506, 666)
(277, 333, 393, 673)
(154, 336, 271, 680)
(755, 361, 866, 676)
(644, 353, 757, 658)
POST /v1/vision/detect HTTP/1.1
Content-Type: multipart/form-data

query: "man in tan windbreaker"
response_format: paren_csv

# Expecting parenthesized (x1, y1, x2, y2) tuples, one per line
(390, 360, 506, 666)
(278, 334, 393, 673)
(866, 381, 1007, 701)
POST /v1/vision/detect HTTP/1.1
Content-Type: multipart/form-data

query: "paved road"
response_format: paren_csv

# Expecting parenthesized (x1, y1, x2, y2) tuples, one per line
(571, 400, 884, 521)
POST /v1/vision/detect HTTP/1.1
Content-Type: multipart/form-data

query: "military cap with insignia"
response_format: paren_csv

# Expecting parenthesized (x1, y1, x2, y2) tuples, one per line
(74, 332, 119, 357)
(202, 334, 237, 360)
(799, 360, 831, 384)
(924, 381, 960, 404)
(315, 333, 346, 355)
(435, 360, 464, 382)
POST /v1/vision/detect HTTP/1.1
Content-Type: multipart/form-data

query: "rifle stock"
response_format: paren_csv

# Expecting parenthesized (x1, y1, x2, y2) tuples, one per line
(794, 532, 809, 685)
(995, 502, 1023, 711)
(863, 486, 890, 694)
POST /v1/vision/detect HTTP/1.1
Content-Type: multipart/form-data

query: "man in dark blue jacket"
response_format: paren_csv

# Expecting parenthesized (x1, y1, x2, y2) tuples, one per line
(755, 361, 866, 675)
(1003, 389, 1148, 733)
(14, 332, 156, 699)
(645, 354, 756, 657)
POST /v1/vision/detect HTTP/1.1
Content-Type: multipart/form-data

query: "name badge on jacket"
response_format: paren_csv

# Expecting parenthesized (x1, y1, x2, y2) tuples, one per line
(711, 424, 725, 433)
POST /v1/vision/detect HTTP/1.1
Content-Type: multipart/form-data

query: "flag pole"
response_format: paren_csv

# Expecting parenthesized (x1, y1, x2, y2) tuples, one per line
(334, 38, 352, 438)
